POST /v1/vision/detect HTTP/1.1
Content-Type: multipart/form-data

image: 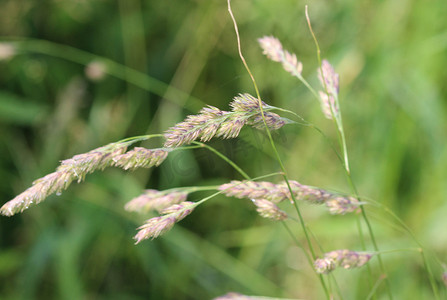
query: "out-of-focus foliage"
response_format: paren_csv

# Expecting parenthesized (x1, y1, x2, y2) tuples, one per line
(1, 0, 447, 299)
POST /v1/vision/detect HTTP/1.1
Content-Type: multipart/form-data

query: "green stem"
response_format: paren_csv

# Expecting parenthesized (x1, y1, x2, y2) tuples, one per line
(366, 275, 386, 300)
(281, 222, 331, 299)
(116, 134, 164, 144)
(227, 0, 316, 259)
(368, 201, 440, 299)
(357, 216, 375, 298)
(227, 0, 317, 260)
(192, 142, 250, 180)
(305, 6, 392, 299)
(306, 225, 344, 300)
(200, 141, 332, 298)
(164, 185, 220, 193)
(197, 141, 325, 296)
(227, 1, 330, 298)
(271, 107, 345, 165)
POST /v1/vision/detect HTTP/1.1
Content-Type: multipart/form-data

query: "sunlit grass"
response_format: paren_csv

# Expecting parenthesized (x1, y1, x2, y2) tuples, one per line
(1, 0, 447, 299)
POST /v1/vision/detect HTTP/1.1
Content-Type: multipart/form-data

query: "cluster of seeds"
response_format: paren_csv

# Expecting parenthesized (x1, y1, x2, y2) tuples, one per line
(314, 249, 374, 274)
(219, 180, 360, 215)
(164, 93, 286, 147)
(0, 142, 169, 216)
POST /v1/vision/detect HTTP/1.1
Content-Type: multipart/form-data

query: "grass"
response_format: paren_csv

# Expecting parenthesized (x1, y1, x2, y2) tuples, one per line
(1, 0, 447, 299)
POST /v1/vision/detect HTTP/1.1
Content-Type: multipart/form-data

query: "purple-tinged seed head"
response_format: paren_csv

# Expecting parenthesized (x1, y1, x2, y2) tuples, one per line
(252, 199, 287, 221)
(258, 36, 283, 62)
(315, 249, 373, 274)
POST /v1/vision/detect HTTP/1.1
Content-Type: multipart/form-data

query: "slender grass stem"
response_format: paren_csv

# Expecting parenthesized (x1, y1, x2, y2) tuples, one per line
(192, 142, 250, 180)
(366, 275, 386, 300)
(196, 141, 325, 296)
(227, 0, 316, 259)
(271, 106, 345, 165)
(227, 1, 330, 298)
(305, 5, 392, 299)
(281, 222, 331, 299)
(356, 216, 375, 297)
(116, 134, 164, 144)
(306, 225, 344, 300)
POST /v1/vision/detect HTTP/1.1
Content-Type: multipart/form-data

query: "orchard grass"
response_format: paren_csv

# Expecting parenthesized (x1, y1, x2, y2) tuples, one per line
(1, 1, 445, 299)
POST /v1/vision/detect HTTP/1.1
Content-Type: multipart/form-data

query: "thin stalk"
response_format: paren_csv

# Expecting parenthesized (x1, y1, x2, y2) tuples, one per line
(193, 172, 291, 207)
(197, 141, 326, 295)
(192, 142, 250, 180)
(281, 222, 331, 299)
(227, 0, 316, 259)
(366, 275, 386, 300)
(271, 106, 345, 165)
(368, 200, 440, 299)
(377, 248, 423, 255)
(116, 133, 164, 144)
(305, 5, 392, 299)
(357, 216, 375, 297)
(227, 1, 330, 298)
(163, 185, 220, 193)
(306, 225, 344, 300)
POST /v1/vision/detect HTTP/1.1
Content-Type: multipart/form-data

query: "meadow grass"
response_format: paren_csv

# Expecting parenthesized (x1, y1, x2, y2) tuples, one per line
(1, 1, 447, 299)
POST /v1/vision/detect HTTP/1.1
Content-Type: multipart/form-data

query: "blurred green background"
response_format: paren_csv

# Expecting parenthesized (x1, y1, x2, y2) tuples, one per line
(1, 0, 447, 299)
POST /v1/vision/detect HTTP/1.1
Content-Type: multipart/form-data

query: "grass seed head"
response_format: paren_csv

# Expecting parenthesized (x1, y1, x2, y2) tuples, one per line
(315, 249, 373, 274)
(252, 199, 287, 221)
(113, 147, 168, 170)
(125, 189, 189, 213)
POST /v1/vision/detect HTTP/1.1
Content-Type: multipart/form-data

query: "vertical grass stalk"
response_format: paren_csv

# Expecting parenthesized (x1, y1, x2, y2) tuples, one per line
(305, 5, 393, 299)
(227, 1, 331, 298)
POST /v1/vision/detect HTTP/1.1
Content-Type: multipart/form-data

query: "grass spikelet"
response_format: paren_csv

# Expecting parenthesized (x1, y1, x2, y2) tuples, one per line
(219, 180, 360, 214)
(0, 171, 74, 216)
(134, 201, 196, 244)
(164, 93, 286, 148)
(0, 141, 174, 217)
(113, 147, 169, 170)
(229, 93, 269, 112)
(248, 111, 286, 130)
(314, 249, 373, 274)
(58, 143, 128, 182)
(134, 216, 177, 243)
(0, 142, 129, 216)
(124, 189, 189, 213)
(258, 36, 303, 77)
(325, 196, 360, 215)
(216, 119, 245, 139)
(251, 199, 287, 221)
(159, 201, 195, 221)
(219, 180, 288, 203)
(317, 60, 340, 119)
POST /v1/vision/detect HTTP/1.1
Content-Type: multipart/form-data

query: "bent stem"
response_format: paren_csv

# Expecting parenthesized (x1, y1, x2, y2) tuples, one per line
(227, 1, 330, 298)
(305, 5, 392, 299)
